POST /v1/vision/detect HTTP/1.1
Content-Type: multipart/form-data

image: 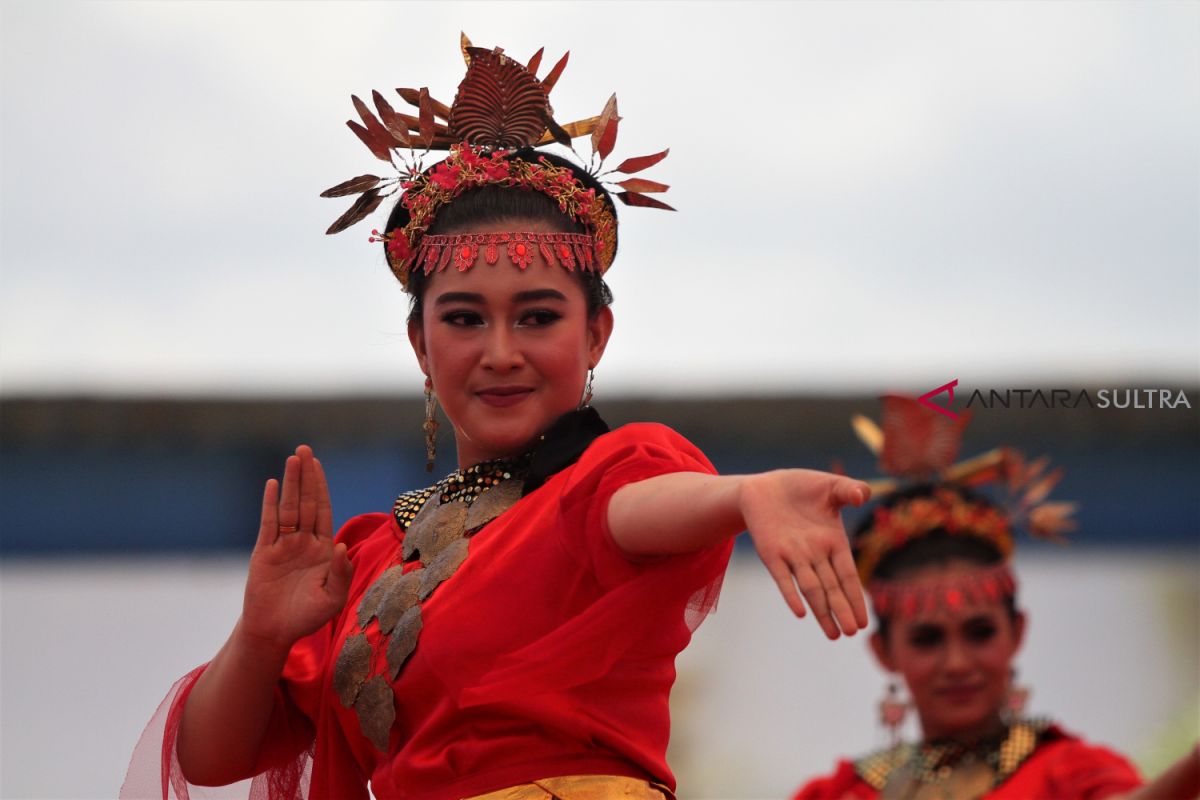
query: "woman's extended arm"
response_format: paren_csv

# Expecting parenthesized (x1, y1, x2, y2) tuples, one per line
(608, 469, 870, 638)
(1123, 744, 1200, 800)
(176, 446, 353, 786)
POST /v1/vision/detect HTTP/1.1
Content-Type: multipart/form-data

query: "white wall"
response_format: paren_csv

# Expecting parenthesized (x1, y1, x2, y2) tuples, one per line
(2, 550, 1196, 799)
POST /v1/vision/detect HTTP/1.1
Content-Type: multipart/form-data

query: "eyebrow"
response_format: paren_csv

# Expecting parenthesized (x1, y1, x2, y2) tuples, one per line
(433, 288, 569, 306)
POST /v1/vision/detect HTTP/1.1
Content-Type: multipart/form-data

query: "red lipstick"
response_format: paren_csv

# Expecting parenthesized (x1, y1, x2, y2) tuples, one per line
(476, 386, 534, 407)
(936, 684, 983, 704)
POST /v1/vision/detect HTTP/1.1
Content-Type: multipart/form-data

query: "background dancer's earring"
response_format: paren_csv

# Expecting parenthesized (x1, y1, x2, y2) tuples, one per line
(879, 678, 909, 746)
(1004, 667, 1030, 721)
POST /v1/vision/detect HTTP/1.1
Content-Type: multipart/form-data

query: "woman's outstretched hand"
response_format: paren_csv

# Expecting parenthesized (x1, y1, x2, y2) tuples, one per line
(610, 466, 871, 638)
(739, 470, 870, 639)
(241, 445, 354, 652)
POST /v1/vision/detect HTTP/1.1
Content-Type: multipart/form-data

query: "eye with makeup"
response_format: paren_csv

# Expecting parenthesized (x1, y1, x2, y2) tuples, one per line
(517, 308, 563, 327)
(962, 617, 999, 644)
(908, 623, 946, 650)
(441, 309, 484, 327)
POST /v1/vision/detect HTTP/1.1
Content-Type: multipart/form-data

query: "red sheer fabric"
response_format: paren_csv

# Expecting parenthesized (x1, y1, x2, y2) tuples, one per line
(791, 726, 1143, 800)
(120, 663, 314, 800)
(124, 423, 732, 800)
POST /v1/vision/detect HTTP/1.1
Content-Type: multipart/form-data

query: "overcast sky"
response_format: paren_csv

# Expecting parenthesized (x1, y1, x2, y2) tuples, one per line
(1, 1, 1197, 396)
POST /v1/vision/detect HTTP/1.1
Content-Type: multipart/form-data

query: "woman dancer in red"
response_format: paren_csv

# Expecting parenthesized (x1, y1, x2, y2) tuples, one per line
(792, 397, 1199, 800)
(123, 37, 872, 800)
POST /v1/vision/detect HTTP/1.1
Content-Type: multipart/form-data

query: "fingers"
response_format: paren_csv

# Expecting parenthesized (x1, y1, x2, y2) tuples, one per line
(817, 560, 859, 637)
(823, 475, 870, 633)
(296, 446, 318, 534)
(833, 547, 869, 629)
(257, 479, 280, 547)
(279, 445, 323, 536)
(764, 559, 807, 619)
(326, 542, 354, 605)
(746, 470, 871, 637)
(313, 458, 334, 540)
(278, 454, 301, 531)
(832, 477, 871, 509)
(793, 561, 840, 639)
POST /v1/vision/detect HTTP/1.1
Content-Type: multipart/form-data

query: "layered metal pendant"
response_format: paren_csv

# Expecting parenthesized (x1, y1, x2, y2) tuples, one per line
(332, 459, 527, 752)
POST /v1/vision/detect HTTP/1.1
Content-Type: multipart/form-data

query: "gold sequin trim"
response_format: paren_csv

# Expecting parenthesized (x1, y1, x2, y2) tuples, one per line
(855, 719, 1051, 791)
(391, 452, 531, 530)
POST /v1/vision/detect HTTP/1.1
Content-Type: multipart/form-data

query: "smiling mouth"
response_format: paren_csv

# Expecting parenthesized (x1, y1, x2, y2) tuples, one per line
(476, 387, 534, 407)
(935, 684, 983, 701)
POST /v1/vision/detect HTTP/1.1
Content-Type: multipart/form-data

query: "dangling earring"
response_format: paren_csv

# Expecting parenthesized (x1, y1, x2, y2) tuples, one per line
(1004, 667, 1030, 722)
(579, 367, 595, 409)
(581, 367, 595, 408)
(878, 678, 909, 746)
(423, 376, 439, 473)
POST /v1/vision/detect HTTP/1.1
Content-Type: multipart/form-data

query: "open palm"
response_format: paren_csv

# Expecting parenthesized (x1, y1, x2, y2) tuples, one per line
(241, 445, 354, 650)
(740, 469, 870, 639)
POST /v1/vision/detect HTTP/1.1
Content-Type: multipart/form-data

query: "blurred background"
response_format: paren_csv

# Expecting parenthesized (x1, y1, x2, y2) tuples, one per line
(1, 2, 1197, 798)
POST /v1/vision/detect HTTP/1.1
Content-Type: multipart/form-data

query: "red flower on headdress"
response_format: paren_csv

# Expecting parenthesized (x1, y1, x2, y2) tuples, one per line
(483, 159, 511, 181)
(386, 235, 412, 262)
(430, 165, 462, 191)
(457, 147, 482, 167)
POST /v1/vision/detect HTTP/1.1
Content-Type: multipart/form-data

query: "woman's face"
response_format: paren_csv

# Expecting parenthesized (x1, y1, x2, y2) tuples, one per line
(870, 561, 1025, 742)
(408, 220, 613, 469)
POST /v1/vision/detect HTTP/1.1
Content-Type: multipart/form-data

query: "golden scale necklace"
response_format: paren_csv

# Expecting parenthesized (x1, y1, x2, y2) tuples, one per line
(864, 720, 1048, 800)
(333, 452, 531, 751)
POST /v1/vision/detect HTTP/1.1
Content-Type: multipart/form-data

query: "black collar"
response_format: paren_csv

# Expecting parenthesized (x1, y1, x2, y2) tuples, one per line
(524, 406, 610, 495)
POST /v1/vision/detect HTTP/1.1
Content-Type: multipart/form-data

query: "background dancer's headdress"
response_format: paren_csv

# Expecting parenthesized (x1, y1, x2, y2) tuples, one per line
(849, 396, 1077, 617)
(321, 33, 673, 291)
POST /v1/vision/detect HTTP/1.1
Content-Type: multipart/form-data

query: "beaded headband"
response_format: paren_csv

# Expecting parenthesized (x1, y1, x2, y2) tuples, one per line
(377, 231, 599, 277)
(868, 562, 1017, 619)
(848, 396, 1077, 615)
(322, 34, 673, 291)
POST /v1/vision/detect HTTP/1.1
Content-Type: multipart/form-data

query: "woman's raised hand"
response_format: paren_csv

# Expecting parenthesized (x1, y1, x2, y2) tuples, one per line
(739, 469, 871, 639)
(241, 445, 354, 652)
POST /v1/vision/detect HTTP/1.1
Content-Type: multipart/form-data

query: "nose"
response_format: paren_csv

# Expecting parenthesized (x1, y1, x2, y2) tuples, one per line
(943, 636, 972, 675)
(479, 326, 524, 373)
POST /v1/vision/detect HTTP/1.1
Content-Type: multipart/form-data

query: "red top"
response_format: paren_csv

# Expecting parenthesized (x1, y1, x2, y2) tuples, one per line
(792, 726, 1143, 800)
(123, 423, 732, 800)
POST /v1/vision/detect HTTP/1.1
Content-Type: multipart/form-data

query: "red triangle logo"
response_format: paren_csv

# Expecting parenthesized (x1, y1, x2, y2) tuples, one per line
(918, 379, 959, 420)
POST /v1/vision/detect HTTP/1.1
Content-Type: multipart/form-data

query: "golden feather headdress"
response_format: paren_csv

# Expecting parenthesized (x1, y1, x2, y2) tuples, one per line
(322, 34, 673, 290)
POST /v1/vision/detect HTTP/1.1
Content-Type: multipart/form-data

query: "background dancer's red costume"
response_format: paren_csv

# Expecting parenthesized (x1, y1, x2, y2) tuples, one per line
(790, 397, 1200, 800)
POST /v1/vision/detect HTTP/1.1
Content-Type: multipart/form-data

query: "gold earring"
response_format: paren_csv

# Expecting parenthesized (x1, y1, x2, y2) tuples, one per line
(579, 368, 595, 409)
(878, 679, 909, 746)
(1004, 667, 1030, 722)
(423, 376, 439, 473)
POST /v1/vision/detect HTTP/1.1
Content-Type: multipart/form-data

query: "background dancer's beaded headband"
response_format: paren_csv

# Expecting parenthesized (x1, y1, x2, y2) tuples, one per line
(321, 34, 673, 291)
(848, 396, 1077, 616)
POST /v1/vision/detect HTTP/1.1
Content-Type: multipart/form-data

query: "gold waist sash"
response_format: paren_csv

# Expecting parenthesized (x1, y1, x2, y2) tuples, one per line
(464, 775, 674, 800)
